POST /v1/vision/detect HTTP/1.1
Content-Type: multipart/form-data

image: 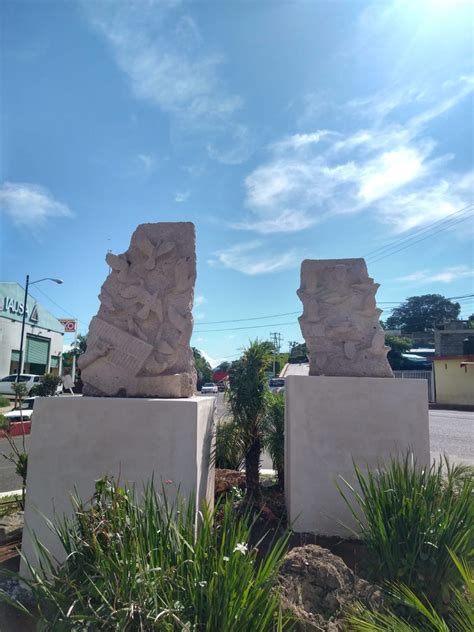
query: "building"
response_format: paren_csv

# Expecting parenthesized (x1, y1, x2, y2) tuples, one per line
(434, 320, 474, 356)
(0, 282, 64, 378)
(433, 355, 474, 406)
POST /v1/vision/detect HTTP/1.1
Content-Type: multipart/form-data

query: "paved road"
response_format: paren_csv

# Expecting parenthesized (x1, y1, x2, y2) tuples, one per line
(0, 403, 471, 493)
(429, 409, 474, 466)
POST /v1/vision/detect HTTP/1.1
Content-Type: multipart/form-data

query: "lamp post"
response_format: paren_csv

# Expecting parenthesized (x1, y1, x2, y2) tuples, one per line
(17, 276, 63, 381)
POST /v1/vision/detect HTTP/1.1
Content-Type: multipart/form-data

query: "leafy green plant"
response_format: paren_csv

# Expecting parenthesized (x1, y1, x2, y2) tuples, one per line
(338, 455, 473, 609)
(0, 395, 10, 407)
(1, 385, 29, 509)
(214, 420, 245, 470)
(263, 392, 285, 489)
(30, 372, 62, 396)
(346, 550, 473, 631)
(2, 478, 291, 631)
(226, 340, 271, 498)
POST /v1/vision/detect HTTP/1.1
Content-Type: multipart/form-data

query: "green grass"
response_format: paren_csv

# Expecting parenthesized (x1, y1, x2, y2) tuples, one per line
(338, 455, 473, 610)
(1, 478, 292, 631)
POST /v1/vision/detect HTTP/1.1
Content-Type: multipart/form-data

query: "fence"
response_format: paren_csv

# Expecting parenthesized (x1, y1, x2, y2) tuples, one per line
(393, 370, 435, 402)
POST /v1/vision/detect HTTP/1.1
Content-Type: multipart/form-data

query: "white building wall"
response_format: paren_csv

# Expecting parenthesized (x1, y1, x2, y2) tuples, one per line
(0, 317, 63, 377)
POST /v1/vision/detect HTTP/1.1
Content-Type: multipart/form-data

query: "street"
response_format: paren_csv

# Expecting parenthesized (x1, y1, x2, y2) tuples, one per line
(0, 401, 472, 493)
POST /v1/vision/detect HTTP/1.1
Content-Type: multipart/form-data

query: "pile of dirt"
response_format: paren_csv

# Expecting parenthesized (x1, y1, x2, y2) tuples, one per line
(214, 469, 246, 495)
(279, 544, 383, 631)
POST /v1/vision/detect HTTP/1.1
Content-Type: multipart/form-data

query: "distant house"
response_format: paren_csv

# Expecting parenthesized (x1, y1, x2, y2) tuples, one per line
(433, 355, 474, 406)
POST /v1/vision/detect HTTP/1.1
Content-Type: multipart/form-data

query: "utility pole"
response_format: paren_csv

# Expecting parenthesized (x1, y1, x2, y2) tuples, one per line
(269, 332, 283, 376)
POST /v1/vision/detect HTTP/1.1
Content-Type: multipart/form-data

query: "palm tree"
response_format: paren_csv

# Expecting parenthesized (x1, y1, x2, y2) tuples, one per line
(263, 392, 285, 490)
(226, 340, 271, 499)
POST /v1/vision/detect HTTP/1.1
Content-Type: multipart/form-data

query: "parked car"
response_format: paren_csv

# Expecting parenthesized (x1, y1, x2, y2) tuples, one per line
(201, 382, 218, 394)
(0, 374, 41, 396)
(269, 377, 285, 393)
(216, 381, 226, 392)
(3, 397, 37, 422)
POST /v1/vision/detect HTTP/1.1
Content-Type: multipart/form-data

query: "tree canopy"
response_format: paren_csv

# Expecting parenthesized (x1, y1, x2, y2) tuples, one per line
(192, 348, 212, 388)
(385, 294, 461, 333)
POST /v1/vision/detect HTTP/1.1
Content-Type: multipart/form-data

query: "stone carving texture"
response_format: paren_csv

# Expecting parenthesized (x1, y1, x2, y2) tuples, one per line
(297, 258, 393, 378)
(79, 222, 197, 397)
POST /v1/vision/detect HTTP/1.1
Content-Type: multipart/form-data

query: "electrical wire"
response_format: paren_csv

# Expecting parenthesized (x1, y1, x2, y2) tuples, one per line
(364, 204, 474, 261)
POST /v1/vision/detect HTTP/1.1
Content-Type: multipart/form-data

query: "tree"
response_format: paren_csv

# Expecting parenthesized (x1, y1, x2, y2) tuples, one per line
(467, 313, 474, 329)
(226, 340, 271, 499)
(386, 294, 461, 333)
(385, 335, 413, 370)
(192, 348, 212, 389)
(62, 334, 88, 370)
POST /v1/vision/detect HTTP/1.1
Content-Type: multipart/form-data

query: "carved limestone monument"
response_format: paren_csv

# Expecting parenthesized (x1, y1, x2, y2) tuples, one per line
(79, 222, 197, 397)
(297, 258, 393, 378)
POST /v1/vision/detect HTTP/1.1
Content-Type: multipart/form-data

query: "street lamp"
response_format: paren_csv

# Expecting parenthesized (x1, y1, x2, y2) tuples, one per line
(16, 275, 64, 381)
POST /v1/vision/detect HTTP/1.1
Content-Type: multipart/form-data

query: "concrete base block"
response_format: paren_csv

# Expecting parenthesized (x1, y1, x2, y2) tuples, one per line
(21, 396, 215, 572)
(285, 376, 429, 537)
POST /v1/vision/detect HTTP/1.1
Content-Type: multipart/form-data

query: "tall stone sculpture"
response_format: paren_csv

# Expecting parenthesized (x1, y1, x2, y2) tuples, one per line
(297, 258, 393, 378)
(79, 222, 197, 397)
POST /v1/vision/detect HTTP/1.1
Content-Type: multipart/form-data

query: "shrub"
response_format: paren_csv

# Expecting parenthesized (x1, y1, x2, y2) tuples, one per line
(346, 550, 473, 631)
(4, 478, 291, 631)
(338, 455, 473, 609)
(263, 392, 285, 489)
(0, 396, 10, 407)
(214, 420, 245, 470)
(30, 373, 62, 396)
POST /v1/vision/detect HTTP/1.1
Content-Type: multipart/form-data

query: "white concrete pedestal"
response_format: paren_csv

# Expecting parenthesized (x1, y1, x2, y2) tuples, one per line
(285, 375, 429, 536)
(21, 396, 215, 571)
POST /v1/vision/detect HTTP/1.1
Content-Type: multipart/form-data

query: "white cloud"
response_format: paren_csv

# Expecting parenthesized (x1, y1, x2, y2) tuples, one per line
(136, 153, 156, 175)
(236, 75, 473, 234)
(0, 182, 73, 230)
(199, 349, 223, 369)
(85, 2, 251, 163)
(209, 241, 303, 275)
(397, 265, 474, 284)
(194, 294, 207, 307)
(175, 191, 190, 203)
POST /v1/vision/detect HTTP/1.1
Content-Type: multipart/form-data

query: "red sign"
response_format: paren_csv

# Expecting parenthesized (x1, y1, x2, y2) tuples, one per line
(59, 319, 77, 332)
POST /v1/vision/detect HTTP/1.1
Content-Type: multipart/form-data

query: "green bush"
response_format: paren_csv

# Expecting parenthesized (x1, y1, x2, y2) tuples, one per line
(263, 392, 285, 489)
(214, 420, 245, 470)
(0, 395, 10, 407)
(346, 550, 473, 631)
(4, 478, 291, 631)
(30, 372, 62, 396)
(338, 455, 473, 609)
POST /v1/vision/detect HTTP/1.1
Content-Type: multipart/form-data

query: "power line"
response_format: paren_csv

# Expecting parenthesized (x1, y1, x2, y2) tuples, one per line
(194, 321, 297, 333)
(364, 204, 474, 261)
(367, 211, 474, 265)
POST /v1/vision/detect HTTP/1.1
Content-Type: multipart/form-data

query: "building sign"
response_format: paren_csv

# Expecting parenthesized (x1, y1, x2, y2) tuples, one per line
(59, 319, 77, 332)
(2, 296, 38, 322)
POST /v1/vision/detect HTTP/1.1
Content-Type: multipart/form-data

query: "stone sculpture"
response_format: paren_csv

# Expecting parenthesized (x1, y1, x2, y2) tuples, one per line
(297, 258, 393, 377)
(79, 222, 197, 397)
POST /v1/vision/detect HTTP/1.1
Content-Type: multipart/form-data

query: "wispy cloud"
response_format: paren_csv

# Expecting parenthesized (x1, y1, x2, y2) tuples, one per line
(194, 294, 207, 307)
(208, 241, 303, 275)
(0, 182, 73, 230)
(236, 75, 473, 234)
(84, 1, 251, 164)
(175, 191, 190, 203)
(136, 153, 157, 175)
(397, 265, 474, 284)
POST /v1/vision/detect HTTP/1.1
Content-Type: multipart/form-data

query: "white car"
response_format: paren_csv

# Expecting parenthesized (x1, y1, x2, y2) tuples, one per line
(3, 397, 36, 422)
(201, 382, 218, 394)
(0, 374, 41, 396)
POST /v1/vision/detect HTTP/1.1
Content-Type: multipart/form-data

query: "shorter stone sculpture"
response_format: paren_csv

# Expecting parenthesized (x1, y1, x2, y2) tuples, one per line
(79, 222, 197, 397)
(297, 258, 393, 377)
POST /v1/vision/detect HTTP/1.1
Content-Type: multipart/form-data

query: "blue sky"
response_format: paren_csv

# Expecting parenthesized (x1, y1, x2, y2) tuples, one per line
(1, 0, 473, 366)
